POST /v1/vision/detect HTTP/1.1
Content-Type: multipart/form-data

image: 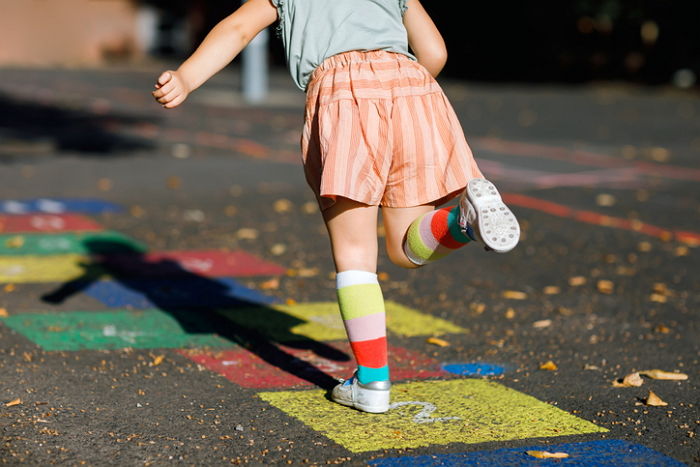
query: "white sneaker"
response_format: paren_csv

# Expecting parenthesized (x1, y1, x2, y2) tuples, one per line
(458, 178, 520, 253)
(331, 374, 390, 413)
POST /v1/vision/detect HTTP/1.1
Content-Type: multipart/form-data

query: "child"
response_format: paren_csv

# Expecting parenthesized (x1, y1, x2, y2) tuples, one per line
(152, 0, 519, 413)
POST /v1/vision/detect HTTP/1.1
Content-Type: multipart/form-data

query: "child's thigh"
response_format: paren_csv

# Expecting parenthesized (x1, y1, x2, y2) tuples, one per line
(381, 204, 435, 268)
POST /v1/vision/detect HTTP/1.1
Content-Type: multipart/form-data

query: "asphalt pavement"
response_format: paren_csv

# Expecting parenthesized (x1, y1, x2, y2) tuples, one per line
(0, 64, 698, 465)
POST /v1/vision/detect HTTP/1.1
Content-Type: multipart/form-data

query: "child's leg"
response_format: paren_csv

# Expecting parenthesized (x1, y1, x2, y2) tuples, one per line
(383, 203, 472, 268)
(321, 198, 390, 412)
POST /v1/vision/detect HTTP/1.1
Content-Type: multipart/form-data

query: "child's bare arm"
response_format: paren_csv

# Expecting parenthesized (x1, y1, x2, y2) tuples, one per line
(403, 0, 447, 77)
(153, 0, 278, 108)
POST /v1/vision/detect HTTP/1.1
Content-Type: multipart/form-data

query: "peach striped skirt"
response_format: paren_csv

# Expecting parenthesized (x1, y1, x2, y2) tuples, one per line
(302, 50, 483, 210)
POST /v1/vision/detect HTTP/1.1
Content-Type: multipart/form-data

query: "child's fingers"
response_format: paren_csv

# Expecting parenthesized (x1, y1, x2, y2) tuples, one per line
(163, 93, 187, 109)
(152, 80, 177, 99)
(156, 71, 172, 86)
(158, 87, 185, 106)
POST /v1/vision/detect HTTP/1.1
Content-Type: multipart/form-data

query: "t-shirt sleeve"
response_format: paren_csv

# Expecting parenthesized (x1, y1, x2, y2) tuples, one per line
(398, 0, 408, 15)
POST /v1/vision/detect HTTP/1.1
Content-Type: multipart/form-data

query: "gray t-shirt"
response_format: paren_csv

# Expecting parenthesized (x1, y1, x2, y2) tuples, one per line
(270, 0, 416, 91)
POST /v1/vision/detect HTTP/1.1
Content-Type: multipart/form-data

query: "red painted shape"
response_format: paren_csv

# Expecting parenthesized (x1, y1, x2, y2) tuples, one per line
(99, 250, 286, 278)
(178, 342, 447, 389)
(0, 214, 103, 233)
(503, 193, 697, 245)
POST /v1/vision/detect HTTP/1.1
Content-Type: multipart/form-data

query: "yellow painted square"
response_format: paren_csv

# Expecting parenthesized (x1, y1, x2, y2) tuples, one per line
(219, 301, 466, 342)
(258, 379, 607, 453)
(0, 255, 93, 283)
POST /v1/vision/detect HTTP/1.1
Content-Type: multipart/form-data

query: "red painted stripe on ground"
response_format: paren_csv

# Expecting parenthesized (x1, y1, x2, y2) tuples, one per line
(0, 214, 103, 233)
(475, 137, 700, 183)
(98, 249, 286, 277)
(502, 193, 700, 245)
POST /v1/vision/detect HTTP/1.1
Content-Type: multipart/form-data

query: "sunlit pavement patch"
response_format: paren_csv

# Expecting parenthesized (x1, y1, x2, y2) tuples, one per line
(219, 301, 466, 342)
(0, 254, 95, 283)
(0, 250, 285, 283)
(84, 277, 278, 309)
(369, 439, 685, 466)
(0, 231, 147, 256)
(179, 342, 446, 389)
(0, 213, 103, 233)
(441, 363, 505, 376)
(259, 379, 607, 453)
(0, 199, 122, 215)
(0, 309, 233, 350)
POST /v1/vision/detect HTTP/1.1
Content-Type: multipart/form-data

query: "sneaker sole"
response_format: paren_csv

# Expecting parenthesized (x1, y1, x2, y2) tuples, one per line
(331, 390, 390, 413)
(467, 179, 520, 253)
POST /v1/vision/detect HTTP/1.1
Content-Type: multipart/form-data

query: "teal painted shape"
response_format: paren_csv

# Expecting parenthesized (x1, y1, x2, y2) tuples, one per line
(0, 310, 234, 351)
(0, 231, 147, 256)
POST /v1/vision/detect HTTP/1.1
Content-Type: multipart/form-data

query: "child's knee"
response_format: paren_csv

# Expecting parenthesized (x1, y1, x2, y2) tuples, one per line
(387, 247, 422, 269)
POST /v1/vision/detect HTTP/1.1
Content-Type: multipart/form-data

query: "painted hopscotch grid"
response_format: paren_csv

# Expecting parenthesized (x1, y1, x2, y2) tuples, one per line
(0, 213, 103, 233)
(219, 301, 466, 343)
(83, 277, 279, 309)
(259, 379, 607, 453)
(370, 439, 685, 466)
(0, 199, 122, 215)
(0, 309, 234, 351)
(0, 231, 147, 256)
(0, 250, 286, 283)
(179, 341, 447, 389)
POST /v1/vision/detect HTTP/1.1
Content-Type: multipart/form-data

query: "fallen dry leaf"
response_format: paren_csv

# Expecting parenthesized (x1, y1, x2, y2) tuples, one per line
(653, 324, 671, 334)
(568, 276, 586, 286)
(5, 398, 21, 407)
(650, 293, 667, 303)
(652, 283, 668, 295)
(596, 193, 616, 207)
(502, 290, 527, 300)
(540, 360, 558, 371)
(505, 308, 516, 319)
(644, 390, 668, 406)
(639, 369, 688, 381)
(151, 355, 164, 366)
(377, 272, 390, 281)
(674, 246, 689, 257)
(4, 284, 15, 292)
(638, 241, 652, 252)
(597, 280, 614, 294)
(302, 202, 317, 214)
(0, 308, 8, 318)
(236, 228, 259, 240)
(612, 372, 644, 387)
(285, 298, 297, 305)
(532, 319, 552, 329)
(259, 278, 280, 290)
(526, 451, 569, 459)
(273, 199, 293, 213)
(269, 243, 286, 256)
(5, 236, 25, 248)
(470, 303, 486, 314)
(426, 337, 450, 347)
(296, 267, 319, 278)
(130, 205, 146, 218)
(543, 286, 560, 295)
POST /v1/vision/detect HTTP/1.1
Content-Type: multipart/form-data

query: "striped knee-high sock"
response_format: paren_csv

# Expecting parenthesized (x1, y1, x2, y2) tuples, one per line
(403, 206, 472, 266)
(336, 270, 389, 384)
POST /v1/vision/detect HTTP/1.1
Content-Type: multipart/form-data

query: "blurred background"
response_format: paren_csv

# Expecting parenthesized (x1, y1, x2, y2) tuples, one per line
(1, 0, 698, 88)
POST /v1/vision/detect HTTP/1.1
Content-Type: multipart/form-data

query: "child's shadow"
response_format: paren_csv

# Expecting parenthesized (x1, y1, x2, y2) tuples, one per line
(41, 239, 348, 390)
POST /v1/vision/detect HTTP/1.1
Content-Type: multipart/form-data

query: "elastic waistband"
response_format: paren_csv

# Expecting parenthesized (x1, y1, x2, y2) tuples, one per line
(310, 50, 412, 82)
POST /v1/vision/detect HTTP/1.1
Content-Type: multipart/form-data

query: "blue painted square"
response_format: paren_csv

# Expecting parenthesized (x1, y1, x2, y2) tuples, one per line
(442, 363, 505, 376)
(370, 439, 684, 466)
(0, 198, 122, 215)
(83, 277, 278, 309)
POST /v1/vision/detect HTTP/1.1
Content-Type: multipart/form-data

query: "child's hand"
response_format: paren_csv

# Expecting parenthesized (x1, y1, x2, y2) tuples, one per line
(152, 71, 190, 109)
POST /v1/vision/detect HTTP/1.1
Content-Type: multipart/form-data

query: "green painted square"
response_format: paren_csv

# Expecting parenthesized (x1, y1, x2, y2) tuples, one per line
(259, 379, 608, 453)
(218, 301, 465, 342)
(0, 310, 233, 351)
(0, 231, 147, 256)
